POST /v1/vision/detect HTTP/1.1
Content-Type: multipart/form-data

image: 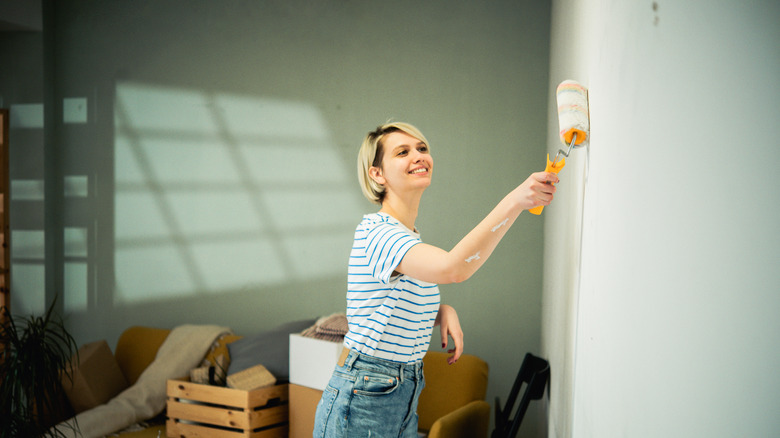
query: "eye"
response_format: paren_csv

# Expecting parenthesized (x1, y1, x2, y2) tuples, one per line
(397, 149, 408, 156)
(418, 145, 429, 153)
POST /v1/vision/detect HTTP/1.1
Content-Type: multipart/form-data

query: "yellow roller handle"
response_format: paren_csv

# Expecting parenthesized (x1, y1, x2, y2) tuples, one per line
(529, 154, 565, 215)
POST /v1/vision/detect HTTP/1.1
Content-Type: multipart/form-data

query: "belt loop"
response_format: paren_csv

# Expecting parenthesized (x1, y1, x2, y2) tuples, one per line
(345, 349, 358, 370)
(399, 362, 404, 384)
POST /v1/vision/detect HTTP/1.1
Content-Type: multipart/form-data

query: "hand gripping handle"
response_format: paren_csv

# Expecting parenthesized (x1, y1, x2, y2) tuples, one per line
(529, 154, 565, 215)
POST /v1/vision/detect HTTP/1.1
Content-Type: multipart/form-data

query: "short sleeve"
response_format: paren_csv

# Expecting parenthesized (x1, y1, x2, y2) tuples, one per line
(364, 222, 421, 284)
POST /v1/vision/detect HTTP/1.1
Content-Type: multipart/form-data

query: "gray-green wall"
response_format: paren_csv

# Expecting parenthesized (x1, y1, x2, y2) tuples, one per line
(2, 1, 552, 435)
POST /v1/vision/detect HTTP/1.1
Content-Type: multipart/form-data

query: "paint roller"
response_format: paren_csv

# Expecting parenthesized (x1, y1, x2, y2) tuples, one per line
(529, 79, 590, 215)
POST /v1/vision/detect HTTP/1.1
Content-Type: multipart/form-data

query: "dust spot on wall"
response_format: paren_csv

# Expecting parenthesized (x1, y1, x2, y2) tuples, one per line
(652, 2, 660, 26)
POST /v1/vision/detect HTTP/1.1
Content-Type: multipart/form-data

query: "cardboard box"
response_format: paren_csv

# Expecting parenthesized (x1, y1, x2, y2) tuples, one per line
(289, 383, 323, 438)
(166, 378, 288, 438)
(61, 340, 129, 413)
(288, 334, 342, 391)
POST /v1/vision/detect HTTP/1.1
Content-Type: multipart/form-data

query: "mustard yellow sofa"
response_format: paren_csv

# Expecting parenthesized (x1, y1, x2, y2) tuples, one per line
(106, 326, 490, 438)
(112, 326, 240, 437)
(418, 351, 491, 438)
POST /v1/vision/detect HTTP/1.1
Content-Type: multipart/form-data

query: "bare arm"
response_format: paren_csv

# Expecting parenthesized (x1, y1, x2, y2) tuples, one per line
(397, 171, 558, 284)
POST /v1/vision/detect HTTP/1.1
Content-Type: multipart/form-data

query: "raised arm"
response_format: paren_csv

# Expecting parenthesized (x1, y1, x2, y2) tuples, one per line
(396, 171, 558, 284)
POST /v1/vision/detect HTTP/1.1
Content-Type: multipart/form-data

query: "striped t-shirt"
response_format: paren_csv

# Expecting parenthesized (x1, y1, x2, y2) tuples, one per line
(344, 212, 441, 364)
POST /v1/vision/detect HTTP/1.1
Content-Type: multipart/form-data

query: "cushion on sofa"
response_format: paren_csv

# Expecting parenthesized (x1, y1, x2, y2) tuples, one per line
(190, 354, 229, 385)
(62, 340, 129, 414)
(227, 319, 315, 380)
(204, 333, 242, 367)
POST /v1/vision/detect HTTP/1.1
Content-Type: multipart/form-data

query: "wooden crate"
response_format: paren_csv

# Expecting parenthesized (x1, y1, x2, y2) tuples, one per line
(166, 378, 288, 438)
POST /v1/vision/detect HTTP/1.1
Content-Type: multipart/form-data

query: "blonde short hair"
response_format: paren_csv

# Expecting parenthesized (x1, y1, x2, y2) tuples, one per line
(357, 122, 431, 204)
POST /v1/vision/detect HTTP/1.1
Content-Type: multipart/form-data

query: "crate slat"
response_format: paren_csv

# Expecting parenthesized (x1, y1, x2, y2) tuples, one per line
(167, 420, 289, 438)
(248, 405, 288, 429)
(248, 383, 289, 406)
(168, 400, 252, 429)
(168, 379, 250, 408)
(167, 419, 243, 438)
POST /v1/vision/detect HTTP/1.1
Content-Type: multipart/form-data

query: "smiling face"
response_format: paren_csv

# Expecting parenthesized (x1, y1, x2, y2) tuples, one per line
(369, 130, 433, 198)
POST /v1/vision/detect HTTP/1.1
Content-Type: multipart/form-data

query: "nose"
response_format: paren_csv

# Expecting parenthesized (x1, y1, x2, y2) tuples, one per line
(410, 149, 426, 161)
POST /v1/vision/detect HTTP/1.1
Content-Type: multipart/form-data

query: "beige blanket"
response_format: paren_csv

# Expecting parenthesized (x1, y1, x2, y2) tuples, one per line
(52, 324, 231, 438)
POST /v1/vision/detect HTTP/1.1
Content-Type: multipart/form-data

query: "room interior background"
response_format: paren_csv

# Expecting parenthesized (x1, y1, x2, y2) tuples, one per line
(2, 1, 778, 437)
(1, 1, 552, 436)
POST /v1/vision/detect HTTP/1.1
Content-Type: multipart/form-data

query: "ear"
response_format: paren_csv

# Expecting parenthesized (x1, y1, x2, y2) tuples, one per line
(369, 166, 385, 185)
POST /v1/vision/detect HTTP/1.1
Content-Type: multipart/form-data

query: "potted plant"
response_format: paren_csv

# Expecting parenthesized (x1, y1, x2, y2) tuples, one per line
(1, 297, 80, 437)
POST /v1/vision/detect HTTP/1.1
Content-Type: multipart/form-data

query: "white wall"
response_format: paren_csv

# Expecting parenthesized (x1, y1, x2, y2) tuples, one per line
(543, 0, 780, 436)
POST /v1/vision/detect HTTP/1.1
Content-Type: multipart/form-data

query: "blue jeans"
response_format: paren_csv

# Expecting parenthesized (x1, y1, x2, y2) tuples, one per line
(313, 349, 425, 438)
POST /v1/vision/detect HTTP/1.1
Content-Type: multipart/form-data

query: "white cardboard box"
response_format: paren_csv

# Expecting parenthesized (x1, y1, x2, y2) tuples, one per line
(289, 334, 343, 391)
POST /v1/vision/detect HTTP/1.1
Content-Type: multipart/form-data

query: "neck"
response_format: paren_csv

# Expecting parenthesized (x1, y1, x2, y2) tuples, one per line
(379, 190, 422, 231)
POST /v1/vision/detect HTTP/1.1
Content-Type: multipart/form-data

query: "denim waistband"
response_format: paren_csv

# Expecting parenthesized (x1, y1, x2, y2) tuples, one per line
(341, 349, 423, 381)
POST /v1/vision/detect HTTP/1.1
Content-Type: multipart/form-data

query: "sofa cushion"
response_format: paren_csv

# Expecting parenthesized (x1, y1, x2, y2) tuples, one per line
(62, 340, 129, 414)
(227, 319, 315, 380)
(190, 354, 228, 386)
(204, 333, 241, 367)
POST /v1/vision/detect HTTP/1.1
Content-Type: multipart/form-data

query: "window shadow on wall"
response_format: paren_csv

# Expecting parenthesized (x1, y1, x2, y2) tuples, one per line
(57, 81, 364, 338)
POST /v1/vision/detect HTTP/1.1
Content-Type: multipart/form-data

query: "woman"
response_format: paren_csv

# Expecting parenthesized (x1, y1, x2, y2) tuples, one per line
(313, 122, 558, 437)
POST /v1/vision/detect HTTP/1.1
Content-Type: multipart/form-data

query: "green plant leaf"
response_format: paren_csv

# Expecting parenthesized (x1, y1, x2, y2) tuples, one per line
(0, 296, 80, 438)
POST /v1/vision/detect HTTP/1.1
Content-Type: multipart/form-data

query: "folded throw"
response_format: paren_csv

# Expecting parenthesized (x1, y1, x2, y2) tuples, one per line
(301, 313, 348, 342)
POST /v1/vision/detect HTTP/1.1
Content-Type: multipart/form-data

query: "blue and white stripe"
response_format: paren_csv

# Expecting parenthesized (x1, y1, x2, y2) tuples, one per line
(344, 213, 441, 364)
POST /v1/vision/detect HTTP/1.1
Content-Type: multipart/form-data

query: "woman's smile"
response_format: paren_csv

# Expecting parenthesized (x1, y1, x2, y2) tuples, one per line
(409, 166, 429, 175)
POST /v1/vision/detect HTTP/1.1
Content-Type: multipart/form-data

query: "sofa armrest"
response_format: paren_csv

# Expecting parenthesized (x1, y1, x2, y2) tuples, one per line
(426, 400, 490, 438)
(114, 326, 171, 385)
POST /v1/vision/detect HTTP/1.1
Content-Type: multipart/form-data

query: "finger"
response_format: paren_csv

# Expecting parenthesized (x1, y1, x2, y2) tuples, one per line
(446, 343, 456, 364)
(448, 336, 463, 364)
(538, 183, 557, 195)
(533, 172, 559, 184)
(447, 347, 462, 365)
(530, 179, 557, 195)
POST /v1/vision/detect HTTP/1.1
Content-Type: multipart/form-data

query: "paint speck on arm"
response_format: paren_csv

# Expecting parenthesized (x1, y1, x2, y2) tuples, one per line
(491, 218, 509, 232)
(465, 252, 481, 263)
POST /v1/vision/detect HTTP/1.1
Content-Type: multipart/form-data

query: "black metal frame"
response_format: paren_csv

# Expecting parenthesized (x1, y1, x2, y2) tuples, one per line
(492, 352, 550, 438)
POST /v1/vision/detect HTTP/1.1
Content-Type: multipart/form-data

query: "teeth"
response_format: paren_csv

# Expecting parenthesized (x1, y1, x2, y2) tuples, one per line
(410, 168, 427, 174)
